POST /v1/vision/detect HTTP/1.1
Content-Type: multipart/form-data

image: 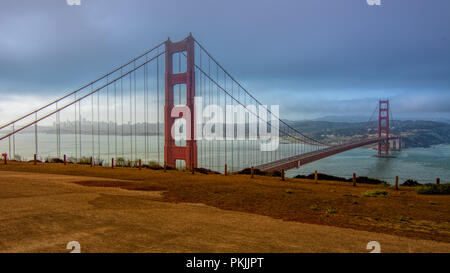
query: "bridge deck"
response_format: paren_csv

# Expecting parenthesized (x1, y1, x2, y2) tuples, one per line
(255, 137, 398, 172)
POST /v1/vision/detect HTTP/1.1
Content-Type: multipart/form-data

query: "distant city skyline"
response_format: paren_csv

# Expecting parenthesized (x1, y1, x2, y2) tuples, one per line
(1, 0, 449, 122)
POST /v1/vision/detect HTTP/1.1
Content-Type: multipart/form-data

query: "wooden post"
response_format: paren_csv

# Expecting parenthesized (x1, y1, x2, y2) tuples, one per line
(3, 153, 7, 165)
(139, 159, 142, 170)
(164, 162, 167, 173)
(90, 157, 93, 167)
(64, 154, 66, 165)
(191, 162, 194, 174)
(111, 158, 114, 169)
(436, 178, 440, 185)
(224, 164, 228, 176)
(281, 169, 285, 181)
(34, 154, 37, 165)
(395, 176, 399, 190)
(251, 167, 254, 178)
(314, 170, 318, 183)
(353, 173, 357, 187)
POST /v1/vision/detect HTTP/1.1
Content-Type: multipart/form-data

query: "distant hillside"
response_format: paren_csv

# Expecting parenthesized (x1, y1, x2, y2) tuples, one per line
(285, 120, 450, 148)
(311, 115, 450, 124)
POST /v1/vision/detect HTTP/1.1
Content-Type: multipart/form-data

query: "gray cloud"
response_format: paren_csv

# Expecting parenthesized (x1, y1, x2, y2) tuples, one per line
(0, 0, 449, 119)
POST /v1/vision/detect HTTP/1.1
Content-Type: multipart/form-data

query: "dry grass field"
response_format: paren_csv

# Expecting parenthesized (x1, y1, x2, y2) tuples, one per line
(0, 161, 449, 253)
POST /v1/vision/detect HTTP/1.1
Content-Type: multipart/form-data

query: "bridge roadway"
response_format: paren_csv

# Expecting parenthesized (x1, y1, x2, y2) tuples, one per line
(255, 137, 399, 172)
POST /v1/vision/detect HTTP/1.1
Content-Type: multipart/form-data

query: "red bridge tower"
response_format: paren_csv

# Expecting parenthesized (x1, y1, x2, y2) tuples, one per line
(378, 100, 390, 157)
(164, 35, 197, 169)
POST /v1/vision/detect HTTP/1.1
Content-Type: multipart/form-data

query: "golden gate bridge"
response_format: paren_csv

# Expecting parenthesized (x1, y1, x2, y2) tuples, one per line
(0, 34, 400, 173)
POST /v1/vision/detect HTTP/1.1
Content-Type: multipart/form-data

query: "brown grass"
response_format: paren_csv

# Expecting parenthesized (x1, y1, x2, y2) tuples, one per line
(1, 161, 449, 243)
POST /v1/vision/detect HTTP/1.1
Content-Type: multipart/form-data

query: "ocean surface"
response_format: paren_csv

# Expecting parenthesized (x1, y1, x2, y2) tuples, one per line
(287, 144, 450, 184)
(1, 133, 448, 184)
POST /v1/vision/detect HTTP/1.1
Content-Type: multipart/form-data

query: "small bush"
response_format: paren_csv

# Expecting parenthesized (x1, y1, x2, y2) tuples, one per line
(325, 208, 338, 214)
(402, 179, 422, 187)
(343, 193, 358, 197)
(310, 205, 318, 211)
(46, 158, 64, 163)
(294, 173, 388, 185)
(362, 189, 389, 197)
(116, 157, 126, 167)
(417, 184, 450, 195)
(67, 157, 77, 164)
(145, 161, 163, 170)
(193, 168, 219, 174)
(285, 189, 294, 194)
(78, 157, 91, 165)
(96, 158, 104, 166)
(397, 216, 412, 222)
(238, 168, 281, 177)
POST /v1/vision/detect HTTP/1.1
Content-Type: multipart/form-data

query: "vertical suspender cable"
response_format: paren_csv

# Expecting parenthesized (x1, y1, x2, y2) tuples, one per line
(92, 86, 94, 161)
(121, 68, 124, 159)
(97, 86, 100, 163)
(114, 81, 117, 159)
(74, 93, 77, 161)
(107, 75, 110, 165)
(156, 49, 160, 165)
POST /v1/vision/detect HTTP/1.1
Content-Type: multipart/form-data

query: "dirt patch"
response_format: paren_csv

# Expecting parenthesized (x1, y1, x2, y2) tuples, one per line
(1, 162, 449, 243)
(0, 168, 449, 252)
(75, 180, 167, 192)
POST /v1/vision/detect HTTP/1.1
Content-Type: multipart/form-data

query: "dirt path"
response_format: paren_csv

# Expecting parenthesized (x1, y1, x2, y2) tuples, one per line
(0, 170, 448, 253)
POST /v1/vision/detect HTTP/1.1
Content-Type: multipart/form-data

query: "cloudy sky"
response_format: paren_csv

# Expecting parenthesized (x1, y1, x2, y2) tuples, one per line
(0, 0, 449, 121)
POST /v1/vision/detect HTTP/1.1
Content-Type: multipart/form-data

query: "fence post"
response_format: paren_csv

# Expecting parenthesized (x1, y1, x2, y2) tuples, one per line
(164, 162, 167, 173)
(3, 153, 7, 165)
(90, 157, 93, 167)
(436, 178, 440, 185)
(224, 164, 228, 176)
(353, 173, 357, 187)
(64, 154, 66, 165)
(191, 162, 194, 174)
(314, 170, 318, 183)
(139, 159, 142, 170)
(111, 158, 114, 169)
(395, 176, 399, 190)
(281, 169, 285, 181)
(251, 167, 254, 178)
(34, 154, 37, 165)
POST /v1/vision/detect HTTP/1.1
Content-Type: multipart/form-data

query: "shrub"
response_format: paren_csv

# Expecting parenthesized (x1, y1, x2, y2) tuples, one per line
(295, 173, 347, 182)
(194, 168, 219, 174)
(96, 158, 104, 166)
(325, 208, 338, 214)
(46, 157, 64, 163)
(402, 179, 422, 187)
(343, 193, 358, 197)
(294, 173, 388, 185)
(238, 168, 281, 177)
(67, 157, 77, 164)
(116, 157, 125, 167)
(146, 161, 163, 170)
(362, 189, 389, 197)
(417, 184, 450, 195)
(77, 157, 91, 165)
